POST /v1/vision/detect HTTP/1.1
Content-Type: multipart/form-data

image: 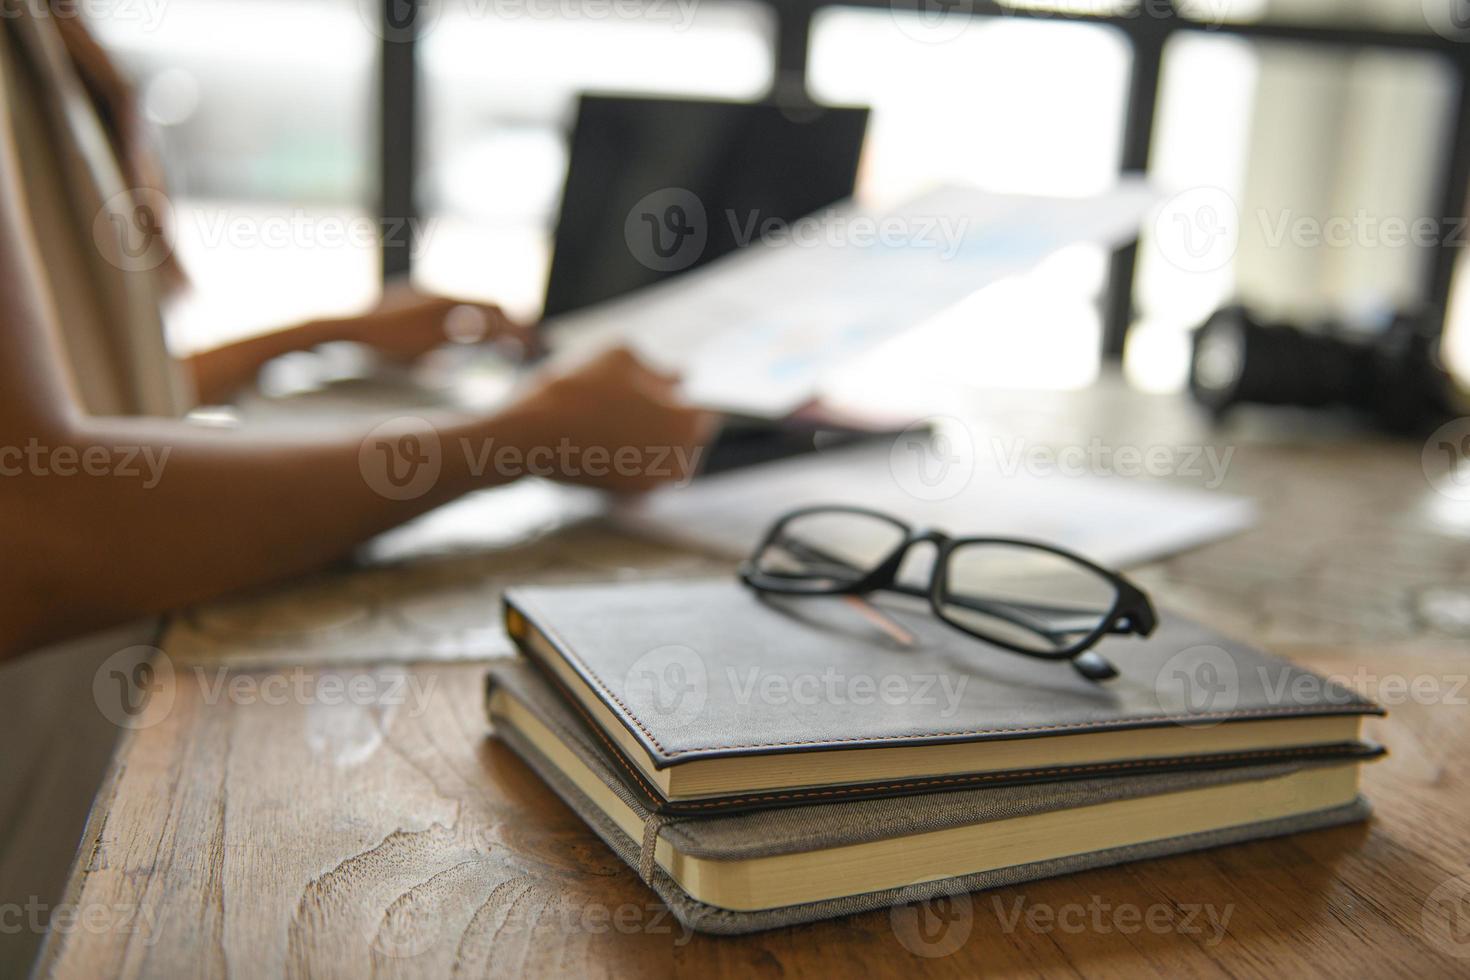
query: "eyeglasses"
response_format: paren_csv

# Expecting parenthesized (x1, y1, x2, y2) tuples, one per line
(738, 505, 1157, 681)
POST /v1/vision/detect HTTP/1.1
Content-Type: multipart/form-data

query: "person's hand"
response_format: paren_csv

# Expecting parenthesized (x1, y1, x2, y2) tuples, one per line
(356, 284, 537, 363)
(506, 347, 718, 493)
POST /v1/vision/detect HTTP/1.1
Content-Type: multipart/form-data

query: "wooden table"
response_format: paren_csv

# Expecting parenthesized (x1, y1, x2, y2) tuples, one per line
(36, 383, 1470, 978)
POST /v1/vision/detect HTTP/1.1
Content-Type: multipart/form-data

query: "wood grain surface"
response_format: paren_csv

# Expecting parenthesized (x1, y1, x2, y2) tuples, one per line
(35, 386, 1470, 979)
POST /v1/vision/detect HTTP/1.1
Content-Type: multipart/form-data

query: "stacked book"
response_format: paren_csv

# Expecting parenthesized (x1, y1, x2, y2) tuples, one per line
(486, 578, 1382, 934)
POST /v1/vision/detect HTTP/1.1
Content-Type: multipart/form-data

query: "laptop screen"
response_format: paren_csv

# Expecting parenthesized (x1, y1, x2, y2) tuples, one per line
(543, 94, 869, 319)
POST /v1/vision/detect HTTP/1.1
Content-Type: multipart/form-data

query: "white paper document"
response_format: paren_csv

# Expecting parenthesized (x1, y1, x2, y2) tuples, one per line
(616, 441, 1257, 570)
(545, 181, 1159, 417)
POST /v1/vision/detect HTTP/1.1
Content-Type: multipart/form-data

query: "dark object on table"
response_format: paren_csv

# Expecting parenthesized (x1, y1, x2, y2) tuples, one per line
(1188, 304, 1458, 431)
(700, 415, 912, 475)
(541, 94, 870, 475)
(543, 93, 869, 318)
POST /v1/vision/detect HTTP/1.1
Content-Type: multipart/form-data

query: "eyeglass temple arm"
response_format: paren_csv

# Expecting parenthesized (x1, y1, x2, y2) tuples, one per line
(883, 582, 1108, 644)
(937, 590, 1143, 636)
(889, 582, 1122, 680)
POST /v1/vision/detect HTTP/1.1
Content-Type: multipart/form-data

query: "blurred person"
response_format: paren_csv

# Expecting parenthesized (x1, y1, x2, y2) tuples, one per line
(0, 3, 713, 659)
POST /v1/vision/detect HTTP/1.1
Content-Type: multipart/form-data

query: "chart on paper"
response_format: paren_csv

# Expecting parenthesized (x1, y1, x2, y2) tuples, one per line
(544, 181, 1159, 417)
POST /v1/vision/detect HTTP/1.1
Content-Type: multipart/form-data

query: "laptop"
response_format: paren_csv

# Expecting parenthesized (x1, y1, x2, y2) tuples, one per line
(543, 93, 870, 318)
(543, 93, 893, 471)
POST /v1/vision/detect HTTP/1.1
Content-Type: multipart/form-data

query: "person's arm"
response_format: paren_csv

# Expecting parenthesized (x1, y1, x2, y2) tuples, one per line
(0, 135, 710, 661)
(183, 283, 532, 405)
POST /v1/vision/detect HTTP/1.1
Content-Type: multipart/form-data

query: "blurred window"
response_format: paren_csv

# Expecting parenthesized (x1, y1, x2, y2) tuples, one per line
(414, 0, 774, 317)
(809, 8, 1130, 204)
(1127, 38, 1456, 392)
(90, 0, 378, 352)
(809, 8, 1131, 397)
(90, 0, 1466, 392)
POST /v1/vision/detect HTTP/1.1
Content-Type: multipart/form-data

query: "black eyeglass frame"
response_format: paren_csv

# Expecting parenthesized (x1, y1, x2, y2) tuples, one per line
(738, 505, 1158, 680)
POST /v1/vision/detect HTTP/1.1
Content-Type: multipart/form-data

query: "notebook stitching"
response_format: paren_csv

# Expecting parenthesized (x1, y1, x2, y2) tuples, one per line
(515, 596, 1377, 759)
(515, 660, 682, 806)
(658, 745, 1371, 811)
(494, 667, 1371, 813)
(658, 704, 1373, 756)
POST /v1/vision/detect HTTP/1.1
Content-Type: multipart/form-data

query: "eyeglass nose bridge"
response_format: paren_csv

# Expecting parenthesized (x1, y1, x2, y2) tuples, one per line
(869, 527, 951, 585)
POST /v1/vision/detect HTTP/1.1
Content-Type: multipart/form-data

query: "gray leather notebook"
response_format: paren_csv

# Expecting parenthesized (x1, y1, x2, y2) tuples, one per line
(502, 579, 1382, 812)
(485, 658, 1374, 934)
